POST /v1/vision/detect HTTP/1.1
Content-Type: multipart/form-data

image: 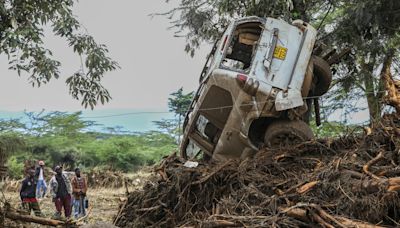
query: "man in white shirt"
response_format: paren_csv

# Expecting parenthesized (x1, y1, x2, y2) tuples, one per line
(35, 160, 47, 198)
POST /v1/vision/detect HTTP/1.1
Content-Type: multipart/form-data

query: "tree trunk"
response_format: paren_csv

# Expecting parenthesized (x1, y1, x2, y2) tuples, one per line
(1, 210, 65, 226)
(360, 57, 382, 122)
(380, 50, 399, 112)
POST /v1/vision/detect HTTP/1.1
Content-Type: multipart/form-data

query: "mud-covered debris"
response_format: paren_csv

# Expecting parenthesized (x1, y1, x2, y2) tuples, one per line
(114, 113, 400, 228)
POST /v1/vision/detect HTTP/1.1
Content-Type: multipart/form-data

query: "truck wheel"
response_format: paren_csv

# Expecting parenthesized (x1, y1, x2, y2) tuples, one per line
(312, 55, 332, 96)
(264, 120, 314, 148)
(302, 99, 313, 124)
(301, 60, 314, 97)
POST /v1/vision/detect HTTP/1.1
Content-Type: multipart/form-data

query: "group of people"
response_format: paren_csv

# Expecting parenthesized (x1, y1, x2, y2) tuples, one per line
(19, 161, 88, 220)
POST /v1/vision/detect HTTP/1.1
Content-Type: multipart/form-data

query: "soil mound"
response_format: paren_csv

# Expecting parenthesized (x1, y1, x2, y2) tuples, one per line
(114, 113, 400, 227)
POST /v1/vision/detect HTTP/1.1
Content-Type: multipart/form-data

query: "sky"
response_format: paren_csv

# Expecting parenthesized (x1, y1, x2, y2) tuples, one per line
(0, 0, 210, 131)
(0, 0, 370, 131)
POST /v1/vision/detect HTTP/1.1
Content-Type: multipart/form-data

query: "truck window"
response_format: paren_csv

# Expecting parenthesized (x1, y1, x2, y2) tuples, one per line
(185, 139, 202, 160)
(195, 115, 220, 144)
(222, 22, 263, 71)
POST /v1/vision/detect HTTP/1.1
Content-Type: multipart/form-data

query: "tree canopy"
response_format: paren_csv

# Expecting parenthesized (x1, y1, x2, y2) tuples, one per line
(1, 111, 177, 177)
(154, 87, 194, 143)
(0, 0, 119, 109)
(164, 0, 400, 123)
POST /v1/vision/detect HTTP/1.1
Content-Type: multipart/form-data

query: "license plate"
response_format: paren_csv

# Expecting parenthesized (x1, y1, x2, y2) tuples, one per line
(273, 46, 287, 60)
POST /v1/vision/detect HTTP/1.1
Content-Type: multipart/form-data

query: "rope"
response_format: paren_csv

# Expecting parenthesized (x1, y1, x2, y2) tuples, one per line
(83, 90, 387, 119)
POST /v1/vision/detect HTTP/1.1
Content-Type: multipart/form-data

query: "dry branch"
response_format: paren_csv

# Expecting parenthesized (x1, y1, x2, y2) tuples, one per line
(114, 113, 400, 227)
(363, 151, 384, 180)
(2, 210, 65, 226)
(283, 206, 385, 228)
(297, 181, 319, 194)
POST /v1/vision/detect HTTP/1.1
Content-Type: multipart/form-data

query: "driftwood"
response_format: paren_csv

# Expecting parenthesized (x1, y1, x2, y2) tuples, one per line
(381, 51, 400, 112)
(297, 181, 319, 194)
(114, 113, 400, 228)
(363, 150, 384, 180)
(2, 210, 65, 226)
(284, 205, 385, 228)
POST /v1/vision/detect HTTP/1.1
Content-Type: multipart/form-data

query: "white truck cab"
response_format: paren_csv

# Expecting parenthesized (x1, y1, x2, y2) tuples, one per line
(181, 17, 332, 161)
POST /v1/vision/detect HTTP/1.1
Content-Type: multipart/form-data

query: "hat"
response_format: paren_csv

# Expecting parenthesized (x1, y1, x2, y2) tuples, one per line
(38, 160, 45, 166)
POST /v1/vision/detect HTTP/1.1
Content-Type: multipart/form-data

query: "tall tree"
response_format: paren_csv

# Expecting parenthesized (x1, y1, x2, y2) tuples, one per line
(164, 0, 400, 123)
(168, 87, 193, 123)
(154, 88, 193, 143)
(0, 0, 119, 109)
(162, 0, 327, 55)
(23, 111, 95, 138)
(323, 0, 400, 121)
(168, 87, 194, 129)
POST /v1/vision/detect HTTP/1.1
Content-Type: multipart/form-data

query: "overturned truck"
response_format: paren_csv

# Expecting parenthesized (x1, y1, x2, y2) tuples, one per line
(181, 16, 333, 161)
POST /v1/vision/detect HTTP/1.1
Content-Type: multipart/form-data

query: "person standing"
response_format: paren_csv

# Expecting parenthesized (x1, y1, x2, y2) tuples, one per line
(49, 166, 72, 219)
(20, 168, 42, 216)
(35, 160, 47, 198)
(71, 168, 88, 218)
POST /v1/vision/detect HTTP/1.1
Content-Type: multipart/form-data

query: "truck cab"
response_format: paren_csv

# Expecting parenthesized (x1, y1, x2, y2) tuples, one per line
(181, 17, 332, 161)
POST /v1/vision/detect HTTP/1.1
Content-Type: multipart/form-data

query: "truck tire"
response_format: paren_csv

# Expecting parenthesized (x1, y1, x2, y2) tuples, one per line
(264, 120, 314, 148)
(301, 60, 314, 97)
(312, 55, 332, 96)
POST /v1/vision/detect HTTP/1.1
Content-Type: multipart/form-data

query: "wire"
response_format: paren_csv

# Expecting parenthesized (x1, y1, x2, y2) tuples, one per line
(84, 111, 170, 119)
(316, 0, 333, 32)
(82, 90, 389, 119)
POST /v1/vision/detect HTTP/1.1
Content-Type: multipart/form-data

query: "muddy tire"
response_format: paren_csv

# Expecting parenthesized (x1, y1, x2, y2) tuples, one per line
(264, 120, 314, 148)
(301, 60, 314, 97)
(312, 55, 332, 96)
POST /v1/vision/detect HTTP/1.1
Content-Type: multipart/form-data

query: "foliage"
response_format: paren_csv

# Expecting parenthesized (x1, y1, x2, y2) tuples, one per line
(162, 0, 325, 55)
(0, 118, 25, 132)
(0, 111, 177, 173)
(0, 133, 25, 164)
(153, 119, 179, 138)
(168, 87, 194, 121)
(155, 88, 194, 143)
(23, 111, 96, 137)
(310, 120, 360, 138)
(163, 0, 400, 123)
(6, 155, 24, 179)
(321, 0, 400, 121)
(0, 0, 119, 109)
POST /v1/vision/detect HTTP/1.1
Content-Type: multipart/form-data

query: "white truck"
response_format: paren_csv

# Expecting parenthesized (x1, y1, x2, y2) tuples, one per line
(180, 16, 332, 161)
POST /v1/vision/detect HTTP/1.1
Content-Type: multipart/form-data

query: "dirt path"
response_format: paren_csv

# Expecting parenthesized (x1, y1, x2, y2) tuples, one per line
(4, 187, 126, 227)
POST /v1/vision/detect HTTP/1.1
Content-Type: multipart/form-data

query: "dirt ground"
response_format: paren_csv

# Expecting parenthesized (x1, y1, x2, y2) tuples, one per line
(4, 187, 125, 227)
(2, 170, 151, 227)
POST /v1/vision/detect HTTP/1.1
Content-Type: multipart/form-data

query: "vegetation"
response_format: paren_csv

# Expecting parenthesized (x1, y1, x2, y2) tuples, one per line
(0, 0, 119, 109)
(2, 1, 395, 179)
(2, 111, 177, 179)
(164, 0, 400, 123)
(153, 88, 194, 143)
(2, 88, 194, 179)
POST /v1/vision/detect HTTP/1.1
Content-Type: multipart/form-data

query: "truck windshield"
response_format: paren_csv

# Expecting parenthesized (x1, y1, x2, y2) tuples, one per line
(221, 22, 263, 72)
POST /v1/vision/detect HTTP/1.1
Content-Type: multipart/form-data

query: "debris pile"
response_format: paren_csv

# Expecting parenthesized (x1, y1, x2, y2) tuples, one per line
(114, 113, 400, 227)
(86, 170, 127, 188)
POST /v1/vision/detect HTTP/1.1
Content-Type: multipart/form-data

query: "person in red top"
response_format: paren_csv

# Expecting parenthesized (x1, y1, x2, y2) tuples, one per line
(71, 167, 88, 218)
(20, 168, 42, 216)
